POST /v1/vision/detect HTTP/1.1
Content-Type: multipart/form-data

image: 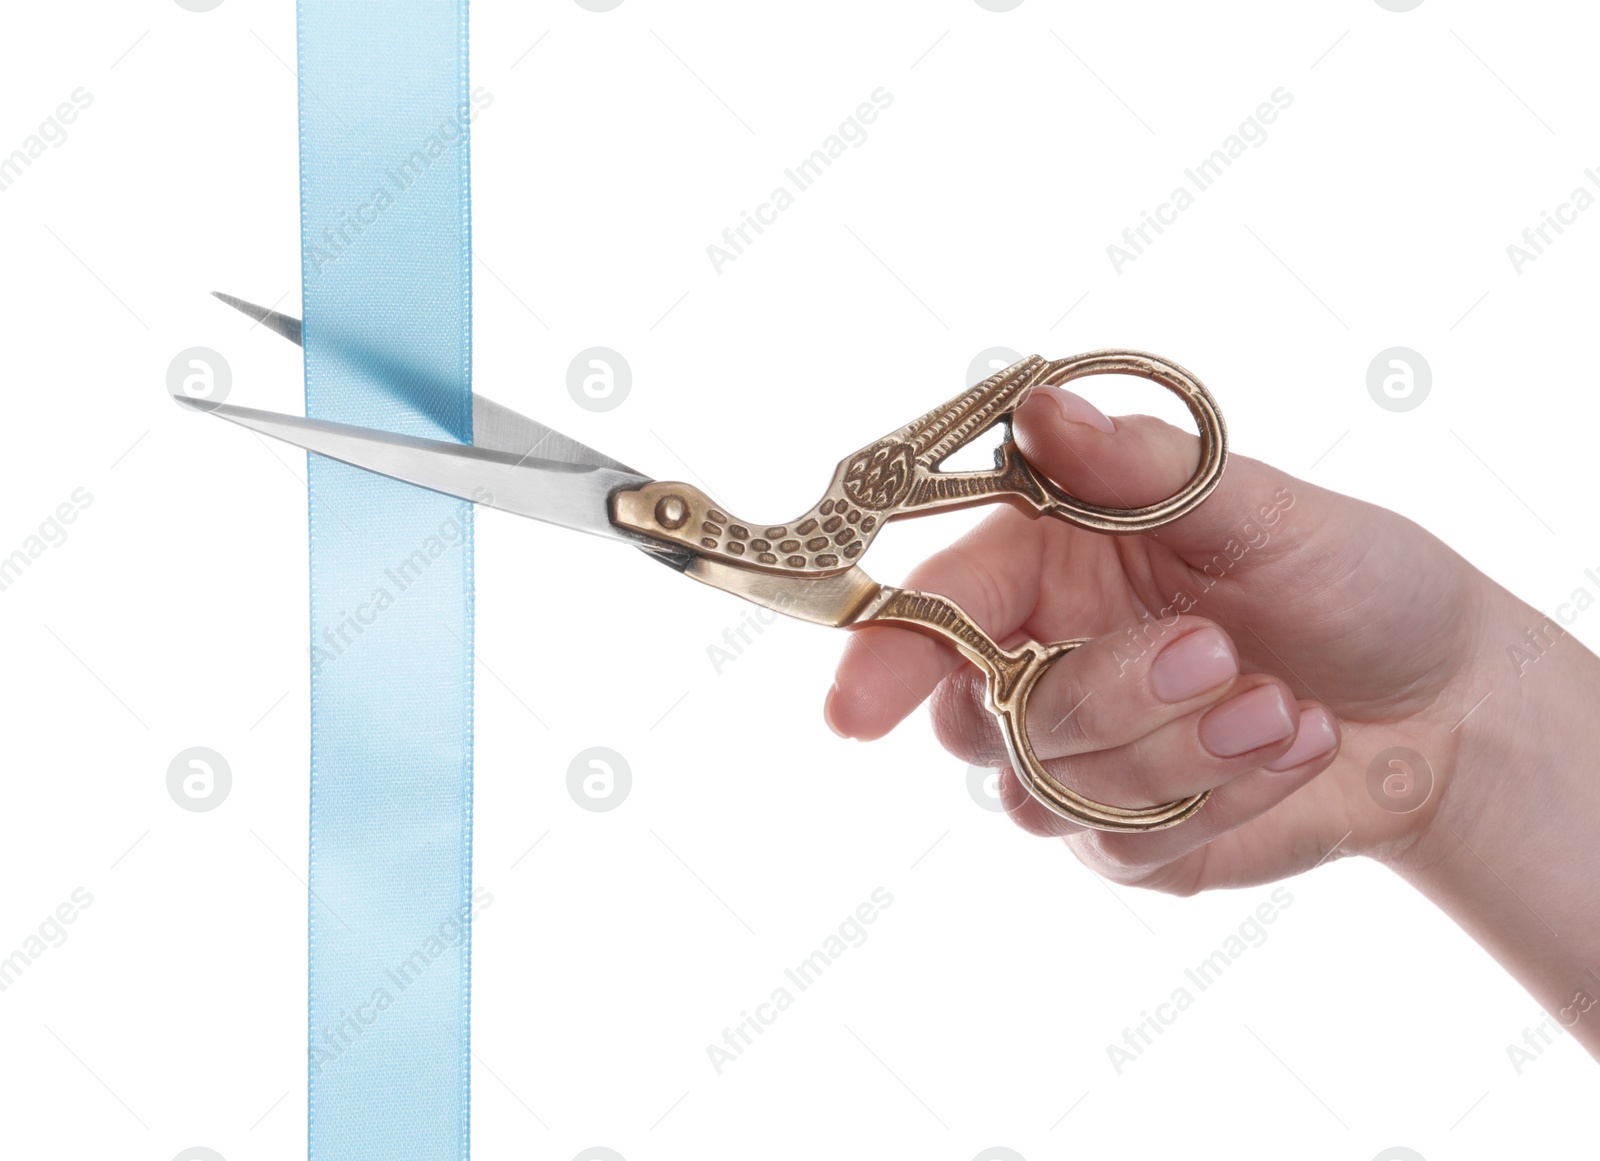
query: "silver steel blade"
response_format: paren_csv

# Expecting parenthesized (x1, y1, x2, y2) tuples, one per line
(211, 290, 640, 474)
(176, 394, 651, 544)
(212, 291, 302, 345)
(471, 394, 639, 475)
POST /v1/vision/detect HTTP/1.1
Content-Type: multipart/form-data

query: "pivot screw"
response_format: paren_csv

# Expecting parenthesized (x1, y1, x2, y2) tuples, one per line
(655, 495, 689, 529)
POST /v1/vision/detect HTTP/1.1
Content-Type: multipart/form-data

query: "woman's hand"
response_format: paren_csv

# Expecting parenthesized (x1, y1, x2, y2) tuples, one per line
(825, 383, 1499, 893)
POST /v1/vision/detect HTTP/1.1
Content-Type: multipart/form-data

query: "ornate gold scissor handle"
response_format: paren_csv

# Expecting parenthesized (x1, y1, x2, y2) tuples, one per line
(613, 350, 1227, 832)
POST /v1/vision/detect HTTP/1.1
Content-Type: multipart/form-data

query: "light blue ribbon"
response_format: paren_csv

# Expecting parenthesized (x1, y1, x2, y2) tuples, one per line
(297, 4, 475, 1158)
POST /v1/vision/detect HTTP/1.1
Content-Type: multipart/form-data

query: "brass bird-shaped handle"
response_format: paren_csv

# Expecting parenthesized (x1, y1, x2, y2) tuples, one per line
(613, 351, 1229, 832)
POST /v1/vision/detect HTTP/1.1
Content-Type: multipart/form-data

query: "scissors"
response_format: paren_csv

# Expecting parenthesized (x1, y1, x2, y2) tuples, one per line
(181, 293, 1228, 832)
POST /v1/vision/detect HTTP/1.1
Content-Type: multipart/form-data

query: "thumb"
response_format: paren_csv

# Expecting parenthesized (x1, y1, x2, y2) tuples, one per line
(1011, 382, 1308, 563)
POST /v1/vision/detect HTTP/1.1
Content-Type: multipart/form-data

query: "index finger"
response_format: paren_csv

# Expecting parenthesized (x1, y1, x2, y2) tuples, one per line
(825, 505, 1044, 741)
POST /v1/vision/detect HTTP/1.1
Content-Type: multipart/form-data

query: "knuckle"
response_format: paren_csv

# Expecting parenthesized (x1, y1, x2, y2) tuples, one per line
(1073, 832, 1204, 895)
(996, 765, 1078, 837)
(1029, 662, 1099, 754)
(1108, 733, 1187, 808)
(1069, 831, 1149, 879)
(1009, 808, 1066, 838)
(1130, 859, 1208, 897)
(1110, 613, 1217, 683)
(928, 670, 1004, 764)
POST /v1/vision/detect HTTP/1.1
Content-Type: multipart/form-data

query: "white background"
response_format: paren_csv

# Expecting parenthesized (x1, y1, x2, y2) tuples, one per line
(1, 1, 1597, 1159)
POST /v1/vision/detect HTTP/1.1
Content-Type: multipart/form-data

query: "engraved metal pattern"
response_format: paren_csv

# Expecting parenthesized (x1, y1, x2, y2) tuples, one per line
(856, 587, 1209, 832)
(617, 349, 1229, 833)
(611, 350, 1227, 574)
(842, 440, 917, 510)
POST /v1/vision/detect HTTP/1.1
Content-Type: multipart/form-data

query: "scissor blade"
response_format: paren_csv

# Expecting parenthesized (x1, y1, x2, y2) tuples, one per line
(212, 291, 301, 345)
(176, 394, 652, 544)
(210, 290, 640, 475)
(472, 394, 640, 475)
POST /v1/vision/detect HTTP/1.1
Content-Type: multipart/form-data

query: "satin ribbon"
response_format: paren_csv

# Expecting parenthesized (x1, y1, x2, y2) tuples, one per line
(297, 3, 475, 1158)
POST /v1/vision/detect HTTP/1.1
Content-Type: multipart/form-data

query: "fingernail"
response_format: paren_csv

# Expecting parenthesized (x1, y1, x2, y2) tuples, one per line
(823, 684, 850, 739)
(1264, 707, 1338, 772)
(1150, 626, 1237, 702)
(1048, 387, 1116, 434)
(1199, 685, 1296, 758)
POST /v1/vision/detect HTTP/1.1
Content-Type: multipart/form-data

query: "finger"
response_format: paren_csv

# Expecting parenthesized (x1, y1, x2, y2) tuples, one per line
(1071, 704, 1342, 883)
(929, 617, 1248, 766)
(980, 675, 1305, 830)
(825, 505, 1045, 741)
(998, 700, 1337, 844)
(1012, 383, 1313, 564)
(1129, 754, 1361, 893)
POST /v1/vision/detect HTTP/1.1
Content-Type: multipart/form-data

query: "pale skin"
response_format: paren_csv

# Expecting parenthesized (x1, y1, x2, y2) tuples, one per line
(825, 384, 1600, 1058)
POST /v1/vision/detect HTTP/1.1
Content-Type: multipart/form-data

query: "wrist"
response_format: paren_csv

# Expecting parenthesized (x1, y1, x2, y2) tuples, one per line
(1400, 579, 1599, 870)
(1383, 576, 1600, 1055)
